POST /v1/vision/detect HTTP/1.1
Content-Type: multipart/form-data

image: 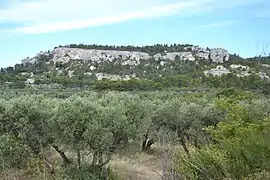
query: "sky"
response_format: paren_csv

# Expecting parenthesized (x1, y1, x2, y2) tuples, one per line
(0, 0, 270, 68)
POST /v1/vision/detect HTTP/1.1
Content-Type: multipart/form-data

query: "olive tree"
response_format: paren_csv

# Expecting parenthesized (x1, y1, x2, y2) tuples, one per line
(51, 95, 99, 166)
(0, 99, 31, 171)
(152, 98, 191, 154)
(96, 91, 158, 153)
(0, 95, 55, 174)
(121, 93, 157, 153)
(151, 97, 222, 155)
(51, 94, 145, 172)
(0, 134, 32, 170)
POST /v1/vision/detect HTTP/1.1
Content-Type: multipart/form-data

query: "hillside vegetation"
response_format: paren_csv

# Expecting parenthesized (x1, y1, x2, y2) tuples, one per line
(0, 89, 269, 179)
(0, 44, 270, 180)
(1, 44, 270, 94)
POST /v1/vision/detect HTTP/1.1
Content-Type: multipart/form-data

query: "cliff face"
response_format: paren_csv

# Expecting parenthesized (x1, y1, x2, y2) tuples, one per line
(17, 45, 240, 81)
(1, 43, 269, 91)
(21, 46, 230, 65)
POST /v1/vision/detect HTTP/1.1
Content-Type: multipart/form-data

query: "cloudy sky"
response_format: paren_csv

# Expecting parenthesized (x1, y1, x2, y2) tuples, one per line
(0, 0, 269, 67)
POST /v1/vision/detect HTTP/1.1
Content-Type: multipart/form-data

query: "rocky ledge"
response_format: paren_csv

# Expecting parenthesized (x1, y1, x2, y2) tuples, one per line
(21, 46, 230, 65)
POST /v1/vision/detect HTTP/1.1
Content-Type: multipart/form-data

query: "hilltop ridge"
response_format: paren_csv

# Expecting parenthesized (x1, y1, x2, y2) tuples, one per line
(22, 44, 230, 65)
(0, 43, 269, 93)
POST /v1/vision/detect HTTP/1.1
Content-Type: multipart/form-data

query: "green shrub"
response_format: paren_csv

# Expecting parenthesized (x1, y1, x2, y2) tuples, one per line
(174, 98, 270, 179)
(0, 134, 33, 170)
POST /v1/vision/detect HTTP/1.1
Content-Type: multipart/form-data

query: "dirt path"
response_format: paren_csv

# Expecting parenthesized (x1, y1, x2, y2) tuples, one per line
(110, 146, 174, 180)
(15, 144, 178, 180)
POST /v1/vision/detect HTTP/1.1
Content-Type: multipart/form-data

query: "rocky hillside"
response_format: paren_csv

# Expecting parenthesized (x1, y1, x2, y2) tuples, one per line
(1, 44, 270, 92)
(22, 45, 230, 65)
(20, 44, 232, 81)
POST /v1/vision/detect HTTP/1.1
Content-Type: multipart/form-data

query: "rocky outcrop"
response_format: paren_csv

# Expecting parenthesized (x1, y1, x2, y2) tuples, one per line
(209, 48, 230, 63)
(192, 46, 230, 63)
(204, 64, 270, 79)
(19, 45, 232, 81)
(95, 72, 137, 81)
(230, 64, 249, 71)
(21, 45, 230, 65)
(204, 65, 230, 76)
(257, 72, 270, 79)
(51, 48, 151, 63)
(230, 64, 250, 77)
(154, 52, 196, 61)
(25, 78, 35, 84)
(21, 57, 37, 64)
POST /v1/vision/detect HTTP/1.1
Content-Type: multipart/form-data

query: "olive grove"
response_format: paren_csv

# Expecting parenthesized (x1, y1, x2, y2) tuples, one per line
(0, 90, 269, 179)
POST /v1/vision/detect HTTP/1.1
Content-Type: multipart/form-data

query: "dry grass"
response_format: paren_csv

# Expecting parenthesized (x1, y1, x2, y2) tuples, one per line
(1, 142, 182, 180)
(109, 143, 182, 180)
(110, 148, 164, 180)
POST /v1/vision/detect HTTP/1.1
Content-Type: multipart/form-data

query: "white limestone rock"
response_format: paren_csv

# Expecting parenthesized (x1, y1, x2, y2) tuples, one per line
(204, 65, 230, 76)
(89, 65, 97, 71)
(21, 57, 37, 64)
(262, 64, 270, 68)
(25, 78, 35, 84)
(20, 45, 231, 70)
(122, 75, 131, 81)
(230, 64, 249, 71)
(154, 52, 195, 61)
(68, 70, 74, 77)
(192, 46, 229, 63)
(95, 73, 105, 80)
(230, 64, 250, 77)
(160, 61, 166, 66)
(84, 72, 93, 76)
(95, 73, 122, 81)
(57, 70, 63, 75)
(121, 59, 140, 66)
(257, 72, 270, 79)
(51, 48, 151, 63)
(209, 48, 230, 63)
(20, 72, 29, 76)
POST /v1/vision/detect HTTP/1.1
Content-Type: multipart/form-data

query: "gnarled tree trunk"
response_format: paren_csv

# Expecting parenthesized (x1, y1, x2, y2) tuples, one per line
(44, 157, 55, 175)
(141, 134, 148, 152)
(52, 145, 71, 166)
(180, 138, 190, 156)
(142, 133, 155, 153)
(145, 138, 155, 153)
(76, 149, 81, 167)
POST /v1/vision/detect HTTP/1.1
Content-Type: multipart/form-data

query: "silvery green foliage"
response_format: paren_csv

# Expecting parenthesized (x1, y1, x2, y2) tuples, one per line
(0, 134, 32, 170)
(0, 99, 7, 133)
(1, 90, 268, 178)
(51, 95, 100, 150)
(175, 97, 270, 180)
(0, 95, 56, 171)
(151, 96, 223, 147)
(0, 100, 31, 169)
(3, 95, 54, 153)
(50, 93, 150, 164)
(251, 98, 270, 117)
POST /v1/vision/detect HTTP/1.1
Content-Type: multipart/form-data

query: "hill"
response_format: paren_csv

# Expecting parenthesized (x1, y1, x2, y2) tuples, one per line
(0, 44, 270, 180)
(0, 43, 270, 93)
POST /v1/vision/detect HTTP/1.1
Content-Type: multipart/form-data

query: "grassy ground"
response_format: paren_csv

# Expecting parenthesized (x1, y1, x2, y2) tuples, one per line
(2, 142, 181, 180)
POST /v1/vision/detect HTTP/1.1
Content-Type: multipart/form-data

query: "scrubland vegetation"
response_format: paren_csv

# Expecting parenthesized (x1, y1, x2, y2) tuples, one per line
(0, 43, 270, 179)
(0, 88, 269, 180)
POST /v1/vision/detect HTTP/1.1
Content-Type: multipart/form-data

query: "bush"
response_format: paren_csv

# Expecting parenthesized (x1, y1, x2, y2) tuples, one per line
(174, 98, 270, 179)
(0, 134, 33, 170)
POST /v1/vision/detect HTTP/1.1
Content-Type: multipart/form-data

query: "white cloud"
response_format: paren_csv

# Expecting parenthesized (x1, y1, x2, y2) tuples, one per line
(198, 20, 234, 28)
(0, 0, 265, 34)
